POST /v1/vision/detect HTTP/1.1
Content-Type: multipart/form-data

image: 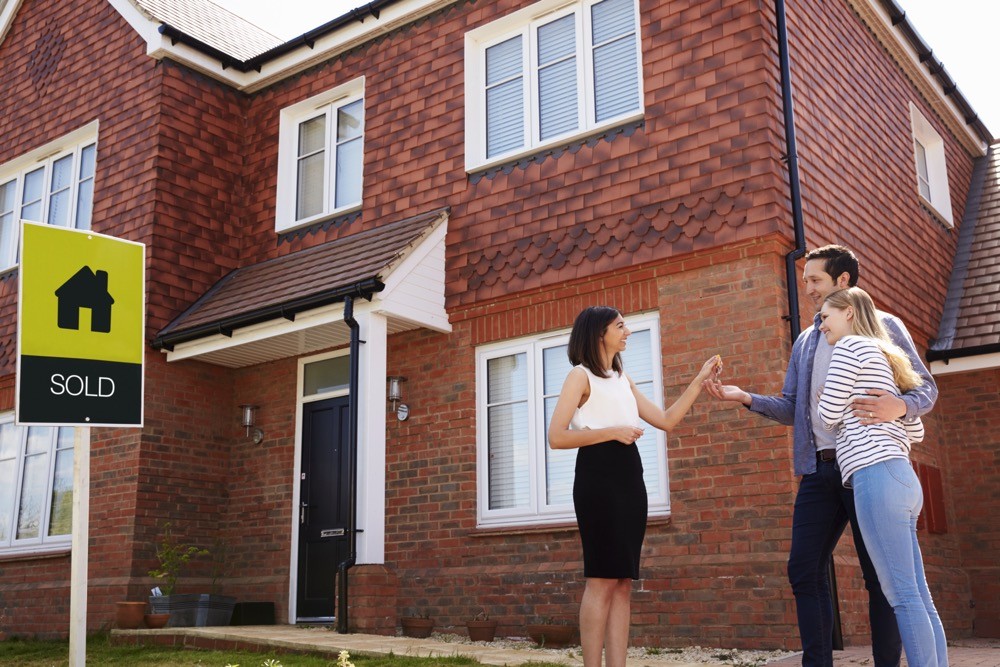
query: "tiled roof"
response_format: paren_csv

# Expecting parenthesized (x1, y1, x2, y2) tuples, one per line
(930, 145, 1000, 358)
(154, 208, 446, 349)
(133, 0, 283, 61)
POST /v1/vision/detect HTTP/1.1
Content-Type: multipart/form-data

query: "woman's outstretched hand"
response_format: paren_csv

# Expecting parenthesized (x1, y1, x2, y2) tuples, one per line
(696, 354, 723, 382)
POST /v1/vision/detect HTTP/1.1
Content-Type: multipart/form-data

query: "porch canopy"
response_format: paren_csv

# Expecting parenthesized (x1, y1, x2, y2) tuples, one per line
(152, 208, 450, 367)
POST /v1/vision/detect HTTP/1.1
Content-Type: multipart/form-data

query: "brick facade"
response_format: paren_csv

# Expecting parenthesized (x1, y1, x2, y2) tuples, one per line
(0, 0, 993, 650)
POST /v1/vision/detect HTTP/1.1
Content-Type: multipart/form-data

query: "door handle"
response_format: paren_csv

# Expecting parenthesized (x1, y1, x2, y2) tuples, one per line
(300, 502, 308, 525)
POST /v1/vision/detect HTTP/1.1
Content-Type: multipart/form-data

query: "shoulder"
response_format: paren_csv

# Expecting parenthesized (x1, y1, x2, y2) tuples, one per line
(834, 336, 875, 354)
(877, 310, 907, 334)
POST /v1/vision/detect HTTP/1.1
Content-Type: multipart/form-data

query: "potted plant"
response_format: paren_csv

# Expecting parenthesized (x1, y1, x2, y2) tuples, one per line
(465, 609, 498, 642)
(526, 617, 575, 647)
(114, 601, 148, 629)
(147, 522, 236, 627)
(400, 610, 435, 638)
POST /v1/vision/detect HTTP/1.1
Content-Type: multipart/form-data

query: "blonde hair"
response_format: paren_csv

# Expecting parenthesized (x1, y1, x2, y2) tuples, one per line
(823, 287, 923, 392)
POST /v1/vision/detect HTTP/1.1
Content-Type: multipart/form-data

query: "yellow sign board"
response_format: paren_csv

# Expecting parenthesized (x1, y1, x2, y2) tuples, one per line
(16, 222, 145, 426)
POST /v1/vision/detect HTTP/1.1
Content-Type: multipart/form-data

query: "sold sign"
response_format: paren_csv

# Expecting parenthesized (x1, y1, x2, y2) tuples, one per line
(16, 222, 145, 427)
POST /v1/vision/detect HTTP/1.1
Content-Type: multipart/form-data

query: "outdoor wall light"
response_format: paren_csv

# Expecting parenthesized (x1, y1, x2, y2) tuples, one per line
(387, 376, 409, 421)
(239, 404, 264, 445)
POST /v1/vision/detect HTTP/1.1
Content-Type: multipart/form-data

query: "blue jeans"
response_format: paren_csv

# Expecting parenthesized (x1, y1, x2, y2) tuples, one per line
(788, 456, 901, 667)
(852, 459, 948, 667)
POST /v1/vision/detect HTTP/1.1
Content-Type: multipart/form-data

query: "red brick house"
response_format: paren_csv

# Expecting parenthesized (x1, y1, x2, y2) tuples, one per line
(0, 0, 996, 648)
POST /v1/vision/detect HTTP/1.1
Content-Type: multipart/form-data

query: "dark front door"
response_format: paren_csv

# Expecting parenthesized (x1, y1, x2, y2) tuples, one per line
(296, 396, 351, 622)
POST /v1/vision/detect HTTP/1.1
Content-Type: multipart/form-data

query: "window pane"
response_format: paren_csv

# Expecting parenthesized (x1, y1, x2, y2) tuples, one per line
(592, 0, 639, 122)
(537, 15, 578, 140)
(298, 116, 326, 156)
(337, 100, 363, 142)
(543, 395, 576, 505)
(542, 345, 571, 395)
(0, 459, 14, 542)
(335, 137, 362, 208)
(304, 356, 350, 396)
(21, 168, 44, 222)
(26, 426, 51, 455)
(48, 448, 74, 536)
(621, 329, 651, 381)
(915, 140, 931, 200)
(296, 153, 325, 220)
(47, 155, 73, 227)
(17, 453, 48, 540)
(592, 0, 635, 44)
(0, 181, 14, 267)
(486, 35, 523, 85)
(487, 402, 529, 509)
(0, 422, 16, 459)
(487, 354, 527, 403)
(486, 36, 525, 158)
(75, 144, 96, 230)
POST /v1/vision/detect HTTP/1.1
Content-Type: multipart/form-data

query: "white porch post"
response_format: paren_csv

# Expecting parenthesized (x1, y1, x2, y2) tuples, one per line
(354, 309, 386, 563)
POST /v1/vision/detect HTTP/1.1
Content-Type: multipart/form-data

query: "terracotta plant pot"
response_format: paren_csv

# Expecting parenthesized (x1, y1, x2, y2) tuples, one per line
(144, 613, 171, 629)
(115, 601, 148, 629)
(466, 619, 498, 642)
(526, 623, 575, 647)
(400, 616, 435, 638)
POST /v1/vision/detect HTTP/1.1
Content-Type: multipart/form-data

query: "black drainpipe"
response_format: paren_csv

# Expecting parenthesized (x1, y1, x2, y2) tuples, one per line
(775, 0, 843, 650)
(775, 0, 807, 341)
(337, 294, 362, 633)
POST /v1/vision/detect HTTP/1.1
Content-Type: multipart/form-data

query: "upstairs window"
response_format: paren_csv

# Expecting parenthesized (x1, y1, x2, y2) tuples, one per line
(0, 132, 96, 270)
(476, 314, 667, 527)
(466, 0, 643, 170)
(909, 103, 953, 226)
(276, 79, 365, 233)
(0, 416, 76, 555)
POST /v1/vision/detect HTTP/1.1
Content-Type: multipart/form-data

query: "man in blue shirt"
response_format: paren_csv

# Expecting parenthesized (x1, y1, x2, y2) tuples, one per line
(704, 245, 937, 667)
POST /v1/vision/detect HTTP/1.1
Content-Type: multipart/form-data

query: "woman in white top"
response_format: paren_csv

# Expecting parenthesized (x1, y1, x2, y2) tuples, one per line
(817, 287, 946, 667)
(548, 306, 720, 667)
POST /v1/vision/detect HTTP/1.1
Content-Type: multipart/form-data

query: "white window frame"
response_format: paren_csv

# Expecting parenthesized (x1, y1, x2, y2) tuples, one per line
(475, 313, 667, 528)
(0, 123, 98, 271)
(0, 414, 77, 556)
(909, 102, 953, 226)
(464, 0, 644, 171)
(275, 77, 365, 233)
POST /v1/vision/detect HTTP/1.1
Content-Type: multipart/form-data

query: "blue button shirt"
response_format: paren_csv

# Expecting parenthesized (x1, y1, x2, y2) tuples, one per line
(747, 311, 938, 476)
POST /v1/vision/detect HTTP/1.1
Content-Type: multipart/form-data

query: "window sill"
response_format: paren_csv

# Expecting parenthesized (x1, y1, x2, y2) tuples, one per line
(918, 194, 954, 229)
(0, 545, 71, 563)
(471, 512, 671, 538)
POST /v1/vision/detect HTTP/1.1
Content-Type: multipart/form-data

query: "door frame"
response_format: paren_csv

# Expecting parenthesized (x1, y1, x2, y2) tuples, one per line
(288, 313, 389, 624)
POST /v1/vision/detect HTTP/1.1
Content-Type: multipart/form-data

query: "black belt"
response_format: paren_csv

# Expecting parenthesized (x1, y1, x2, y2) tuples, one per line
(817, 449, 836, 462)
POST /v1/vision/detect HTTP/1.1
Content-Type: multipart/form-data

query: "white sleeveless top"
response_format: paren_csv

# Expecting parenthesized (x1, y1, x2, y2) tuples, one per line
(570, 365, 641, 430)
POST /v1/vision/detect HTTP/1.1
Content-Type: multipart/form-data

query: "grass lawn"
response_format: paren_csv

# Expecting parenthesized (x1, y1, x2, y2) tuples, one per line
(0, 634, 568, 667)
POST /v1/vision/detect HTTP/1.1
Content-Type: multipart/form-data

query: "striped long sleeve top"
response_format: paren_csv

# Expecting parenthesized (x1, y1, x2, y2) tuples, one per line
(817, 335, 924, 486)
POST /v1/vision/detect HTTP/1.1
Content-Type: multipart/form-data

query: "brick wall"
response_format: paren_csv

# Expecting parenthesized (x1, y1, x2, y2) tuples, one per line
(934, 368, 1000, 638)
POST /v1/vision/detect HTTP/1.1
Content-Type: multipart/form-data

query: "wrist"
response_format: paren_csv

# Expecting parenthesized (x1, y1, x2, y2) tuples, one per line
(741, 392, 752, 407)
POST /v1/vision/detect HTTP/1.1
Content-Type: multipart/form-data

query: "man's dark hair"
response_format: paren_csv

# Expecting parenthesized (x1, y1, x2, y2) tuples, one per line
(568, 306, 623, 378)
(804, 244, 859, 286)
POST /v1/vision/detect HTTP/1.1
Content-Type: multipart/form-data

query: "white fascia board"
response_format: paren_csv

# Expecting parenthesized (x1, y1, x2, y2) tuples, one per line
(110, 0, 456, 93)
(162, 301, 350, 363)
(857, 0, 987, 156)
(0, 0, 25, 44)
(930, 352, 1000, 376)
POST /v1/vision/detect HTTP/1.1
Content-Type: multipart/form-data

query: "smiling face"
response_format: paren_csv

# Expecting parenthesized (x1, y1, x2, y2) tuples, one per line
(600, 314, 630, 366)
(803, 259, 852, 310)
(819, 301, 855, 345)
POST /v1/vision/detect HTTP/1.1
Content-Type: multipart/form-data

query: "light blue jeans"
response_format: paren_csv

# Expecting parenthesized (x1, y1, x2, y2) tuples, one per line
(851, 458, 948, 667)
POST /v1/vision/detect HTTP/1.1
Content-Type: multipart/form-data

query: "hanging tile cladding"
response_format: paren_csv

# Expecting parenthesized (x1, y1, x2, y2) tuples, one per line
(780, 0, 975, 345)
(234, 0, 788, 308)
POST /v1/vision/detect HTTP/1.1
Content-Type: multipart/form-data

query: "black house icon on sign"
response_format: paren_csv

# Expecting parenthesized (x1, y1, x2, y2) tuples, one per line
(55, 266, 115, 333)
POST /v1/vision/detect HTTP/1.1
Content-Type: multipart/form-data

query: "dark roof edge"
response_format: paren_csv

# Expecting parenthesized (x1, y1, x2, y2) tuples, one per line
(877, 0, 993, 144)
(157, 0, 403, 74)
(928, 146, 992, 351)
(927, 341, 1000, 363)
(152, 277, 384, 351)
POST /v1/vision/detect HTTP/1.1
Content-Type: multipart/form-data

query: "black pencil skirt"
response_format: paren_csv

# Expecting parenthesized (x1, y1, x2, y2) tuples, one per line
(573, 440, 648, 580)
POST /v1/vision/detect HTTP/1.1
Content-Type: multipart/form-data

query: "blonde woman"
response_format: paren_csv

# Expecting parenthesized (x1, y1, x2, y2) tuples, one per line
(817, 287, 946, 667)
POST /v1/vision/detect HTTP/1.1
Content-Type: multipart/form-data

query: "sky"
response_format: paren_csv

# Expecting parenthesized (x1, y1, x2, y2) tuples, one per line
(212, 0, 1000, 138)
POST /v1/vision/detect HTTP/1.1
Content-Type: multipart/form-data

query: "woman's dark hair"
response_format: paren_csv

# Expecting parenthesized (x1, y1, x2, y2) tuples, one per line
(568, 306, 623, 378)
